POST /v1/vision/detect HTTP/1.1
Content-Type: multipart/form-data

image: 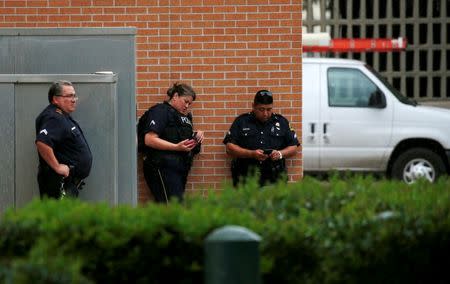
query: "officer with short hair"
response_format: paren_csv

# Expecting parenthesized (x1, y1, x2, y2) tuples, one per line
(35, 80, 92, 199)
(141, 82, 204, 203)
(223, 89, 300, 186)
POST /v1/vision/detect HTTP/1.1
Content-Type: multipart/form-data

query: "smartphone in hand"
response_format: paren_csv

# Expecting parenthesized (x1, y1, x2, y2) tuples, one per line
(263, 149, 273, 155)
(191, 132, 198, 143)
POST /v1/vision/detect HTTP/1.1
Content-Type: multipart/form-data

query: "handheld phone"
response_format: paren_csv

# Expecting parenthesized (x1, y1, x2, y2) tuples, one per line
(263, 149, 273, 155)
(192, 132, 198, 142)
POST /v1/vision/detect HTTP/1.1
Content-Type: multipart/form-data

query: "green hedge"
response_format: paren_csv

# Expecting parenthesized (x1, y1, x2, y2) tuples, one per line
(1, 175, 450, 283)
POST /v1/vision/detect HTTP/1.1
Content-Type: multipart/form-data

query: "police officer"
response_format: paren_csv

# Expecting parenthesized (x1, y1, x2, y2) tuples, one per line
(223, 89, 300, 186)
(35, 80, 92, 199)
(141, 83, 204, 203)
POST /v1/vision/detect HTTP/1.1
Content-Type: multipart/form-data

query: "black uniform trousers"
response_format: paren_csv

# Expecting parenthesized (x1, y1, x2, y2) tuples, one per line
(232, 159, 287, 187)
(37, 164, 80, 199)
(143, 156, 189, 203)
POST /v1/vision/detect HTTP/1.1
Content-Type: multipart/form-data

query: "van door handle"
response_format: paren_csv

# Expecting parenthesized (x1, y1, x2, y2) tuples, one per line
(307, 123, 315, 140)
(323, 123, 330, 142)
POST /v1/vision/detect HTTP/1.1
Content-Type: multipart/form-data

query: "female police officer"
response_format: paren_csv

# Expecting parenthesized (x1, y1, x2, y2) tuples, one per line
(223, 89, 300, 187)
(140, 83, 204, 203)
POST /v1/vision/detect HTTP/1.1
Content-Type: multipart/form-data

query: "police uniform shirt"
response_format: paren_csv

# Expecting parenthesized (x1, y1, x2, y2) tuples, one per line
(223, 112, 300, 151)
(35, 104, 92, 179)
(143, 102, 194, 146)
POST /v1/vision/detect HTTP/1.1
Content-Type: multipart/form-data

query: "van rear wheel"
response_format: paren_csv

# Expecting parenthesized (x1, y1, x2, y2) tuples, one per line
(391, 148, 446, 184)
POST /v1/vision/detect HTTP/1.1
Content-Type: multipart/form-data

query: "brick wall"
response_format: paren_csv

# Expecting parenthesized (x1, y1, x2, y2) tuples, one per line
(0, 0, 303, 203)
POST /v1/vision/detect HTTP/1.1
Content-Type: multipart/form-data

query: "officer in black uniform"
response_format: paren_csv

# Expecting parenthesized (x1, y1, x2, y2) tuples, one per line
(223, 89, 300, 187)
(141, 83, 204, 203)
(35, 80, 92, 199)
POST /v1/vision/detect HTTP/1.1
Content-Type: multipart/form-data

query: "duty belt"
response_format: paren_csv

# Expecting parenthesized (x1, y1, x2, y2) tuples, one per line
(60, 175, 85, 199)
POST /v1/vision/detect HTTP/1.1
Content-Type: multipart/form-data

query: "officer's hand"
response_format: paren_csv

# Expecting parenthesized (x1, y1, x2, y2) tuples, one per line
(269, 150, 283, 161)
(55, 164, 70, 177)
(178, 139, 197, 152)
(193, 130, 205, 144)
(254, 149, 268, 162)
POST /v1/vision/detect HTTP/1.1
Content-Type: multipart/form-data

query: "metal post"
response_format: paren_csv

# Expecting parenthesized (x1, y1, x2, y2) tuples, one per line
(204, 225, 262, 284)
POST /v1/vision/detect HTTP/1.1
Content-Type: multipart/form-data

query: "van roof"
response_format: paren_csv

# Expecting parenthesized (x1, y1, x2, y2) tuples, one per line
(303, 57, 365, 66)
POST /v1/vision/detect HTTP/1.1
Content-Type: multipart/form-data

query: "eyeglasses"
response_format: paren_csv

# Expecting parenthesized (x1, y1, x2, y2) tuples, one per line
(56, 94, 78, 100)
(258, 91, 272, 97)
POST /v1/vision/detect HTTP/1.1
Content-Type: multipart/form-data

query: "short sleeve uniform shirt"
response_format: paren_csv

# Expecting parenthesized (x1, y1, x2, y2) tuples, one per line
(143, 102, 194, 144)
(35, 104, 92, 178)
(223, 112, 300, 151)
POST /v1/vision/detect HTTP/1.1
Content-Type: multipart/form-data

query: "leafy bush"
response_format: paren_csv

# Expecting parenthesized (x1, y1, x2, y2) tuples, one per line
(1, 175, 450, 283)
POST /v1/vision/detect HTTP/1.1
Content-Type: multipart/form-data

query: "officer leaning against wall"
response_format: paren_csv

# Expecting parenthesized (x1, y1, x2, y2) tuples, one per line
(140, 83, 204, 203)
(223, 90, 300, 187)
(35, 80, 92, 199)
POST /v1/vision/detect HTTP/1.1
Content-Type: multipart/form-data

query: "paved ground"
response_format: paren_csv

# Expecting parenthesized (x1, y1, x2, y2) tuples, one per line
(421, 100, 450, 109)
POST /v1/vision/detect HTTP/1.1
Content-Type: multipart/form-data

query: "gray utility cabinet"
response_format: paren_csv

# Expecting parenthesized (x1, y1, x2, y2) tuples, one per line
(0, 74, 119, 212)
(0, 28, 137, 211)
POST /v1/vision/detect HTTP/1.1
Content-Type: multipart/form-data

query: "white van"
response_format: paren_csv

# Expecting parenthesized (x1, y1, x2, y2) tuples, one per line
(302, 57, 450, 183)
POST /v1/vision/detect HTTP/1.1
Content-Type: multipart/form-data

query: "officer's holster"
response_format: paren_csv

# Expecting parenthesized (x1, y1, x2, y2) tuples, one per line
(231, 159, 258, 187)
(60, 167, 85, 199)
(260, 159, 286, 184)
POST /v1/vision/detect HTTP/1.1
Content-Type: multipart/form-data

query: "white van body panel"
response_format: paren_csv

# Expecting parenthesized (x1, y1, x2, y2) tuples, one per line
(302, 57, 450, 179)
(302, 62, 321, 170)
(392, 104, 450, 147)
(303, 58, 393, 171)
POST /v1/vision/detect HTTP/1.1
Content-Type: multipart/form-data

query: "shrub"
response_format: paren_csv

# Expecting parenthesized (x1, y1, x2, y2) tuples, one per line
(1, 175, 450, 283)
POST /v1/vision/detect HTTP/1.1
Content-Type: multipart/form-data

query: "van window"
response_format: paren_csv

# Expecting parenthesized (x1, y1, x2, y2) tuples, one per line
(328, 68, 379, 107)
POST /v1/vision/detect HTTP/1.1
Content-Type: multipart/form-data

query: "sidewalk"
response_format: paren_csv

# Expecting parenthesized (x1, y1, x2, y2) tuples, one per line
(421, 100, 450, 109)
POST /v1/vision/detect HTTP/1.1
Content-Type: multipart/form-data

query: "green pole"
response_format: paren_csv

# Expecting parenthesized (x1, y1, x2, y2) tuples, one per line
(204, 225, 262, 284)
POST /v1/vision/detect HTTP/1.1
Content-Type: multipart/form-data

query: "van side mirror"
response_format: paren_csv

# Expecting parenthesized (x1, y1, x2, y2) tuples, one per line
(368, 90, 386, 108)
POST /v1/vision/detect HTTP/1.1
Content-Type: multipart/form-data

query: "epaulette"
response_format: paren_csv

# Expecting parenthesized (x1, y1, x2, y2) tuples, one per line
(273, 113, 287, 121)
(55, 108, 63, 114)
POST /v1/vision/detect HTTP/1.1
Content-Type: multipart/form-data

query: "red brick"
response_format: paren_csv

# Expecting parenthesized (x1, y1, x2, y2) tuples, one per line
(71, 15, 91, 21)
(5, 1, 25, 7)
(104, 7, 125, 14)
(5, 15, 26, 21)
(48, 15, 70, 22)
(27, 1, 47, 7)
(49, 0, 70, 6)
(71, 0, 92, 6)
(115, 14, 136, 21)
(93, 15, 113, 21)
(92, 0, 113, 5)
(126, 7, 146, 14)
(16, 8, 38, 14)
(0, 8, 15, 14)
(39, 7, 62, 14)
(136, 0, 158, 5)
(26, 15, 47, 21)
(81, 7, 102, 14)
